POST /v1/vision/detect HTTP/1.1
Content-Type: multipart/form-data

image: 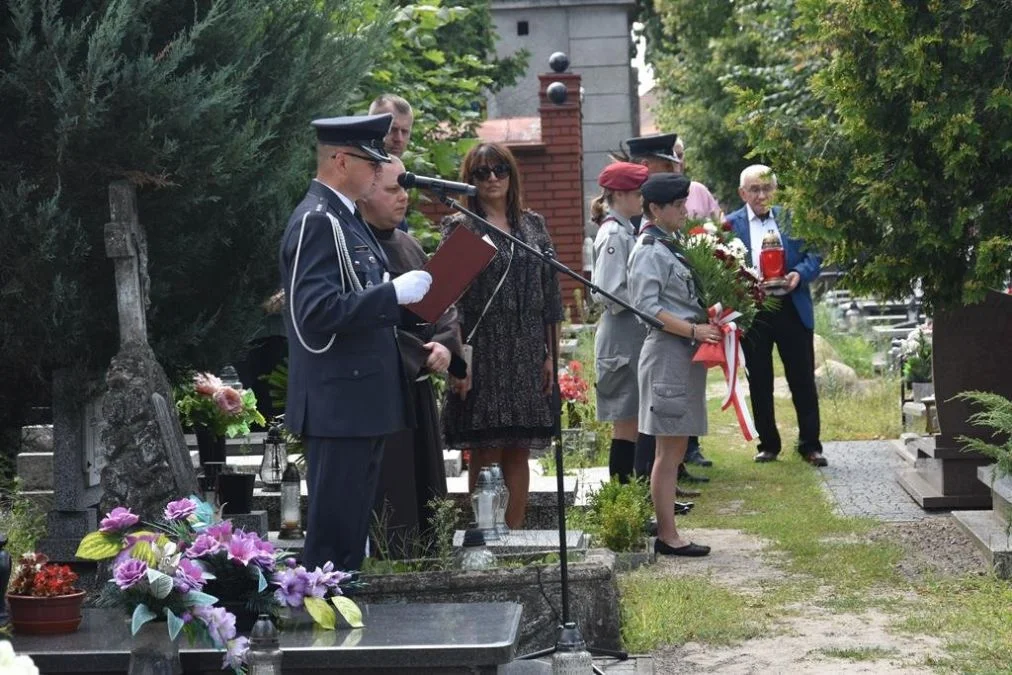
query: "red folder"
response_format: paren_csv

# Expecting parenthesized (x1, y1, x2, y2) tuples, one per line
(405, 225, 497, 323)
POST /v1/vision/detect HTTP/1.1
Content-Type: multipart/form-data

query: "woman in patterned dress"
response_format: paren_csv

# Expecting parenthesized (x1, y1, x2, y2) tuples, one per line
(440, 142, 563, 528)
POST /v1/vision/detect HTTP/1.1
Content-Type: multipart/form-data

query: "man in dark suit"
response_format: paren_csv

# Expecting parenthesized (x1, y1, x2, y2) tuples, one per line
(727, 164, 826, 466)
(279, 114, 433, 570)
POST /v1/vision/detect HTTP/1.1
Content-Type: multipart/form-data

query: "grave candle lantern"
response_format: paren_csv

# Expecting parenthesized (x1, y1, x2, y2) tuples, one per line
(258, 424, 287, 489)
(278, 463, 303, 540)
(246, 614, 283, 674)
(759, 229, 788, 292)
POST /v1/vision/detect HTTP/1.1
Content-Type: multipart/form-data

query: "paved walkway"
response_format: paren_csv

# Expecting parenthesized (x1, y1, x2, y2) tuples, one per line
(819, 439, 946, 522)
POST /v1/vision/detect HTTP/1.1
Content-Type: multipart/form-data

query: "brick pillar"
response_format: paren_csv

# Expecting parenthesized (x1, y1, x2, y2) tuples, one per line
(535, 72, 584, 310)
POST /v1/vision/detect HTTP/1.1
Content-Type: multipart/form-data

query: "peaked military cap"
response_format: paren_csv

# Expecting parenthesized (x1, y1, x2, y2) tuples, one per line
(623, 133, 681, 163)
(311, 113, 393, 162)
(640, 173, 691, 203)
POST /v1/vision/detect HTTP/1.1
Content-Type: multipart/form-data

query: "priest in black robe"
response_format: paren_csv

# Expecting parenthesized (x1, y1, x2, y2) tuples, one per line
(358, 157, 466, 558)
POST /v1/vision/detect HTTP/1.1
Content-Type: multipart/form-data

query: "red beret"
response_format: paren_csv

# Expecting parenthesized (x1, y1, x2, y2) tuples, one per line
(598, 162, 649, 191)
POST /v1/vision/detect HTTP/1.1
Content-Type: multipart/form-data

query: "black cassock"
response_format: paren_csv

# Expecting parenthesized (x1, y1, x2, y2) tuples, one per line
(370, 226, 464, 558)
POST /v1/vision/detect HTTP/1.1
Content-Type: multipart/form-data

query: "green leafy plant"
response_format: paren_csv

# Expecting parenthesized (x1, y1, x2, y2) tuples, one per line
(175, 373, 265, 439)
(956, 391, 1012, 482)
(899, 326, 932, 384)
(579, 477, 654, 553)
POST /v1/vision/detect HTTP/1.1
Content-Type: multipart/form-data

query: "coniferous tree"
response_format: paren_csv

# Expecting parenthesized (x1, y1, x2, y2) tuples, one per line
(0, 0, 389, 446)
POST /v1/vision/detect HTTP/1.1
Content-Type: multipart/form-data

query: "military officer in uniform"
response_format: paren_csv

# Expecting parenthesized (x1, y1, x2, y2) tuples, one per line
(279, 113, 432, 571)
(628, 174, 722, 557)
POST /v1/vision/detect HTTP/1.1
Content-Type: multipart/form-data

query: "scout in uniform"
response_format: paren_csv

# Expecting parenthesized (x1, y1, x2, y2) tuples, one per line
(279, 114, 432, 570)
(628, 174, 723, 557)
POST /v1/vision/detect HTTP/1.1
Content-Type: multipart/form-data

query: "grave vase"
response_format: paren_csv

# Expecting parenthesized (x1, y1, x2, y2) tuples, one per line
(128, 620, 181, 675)
(195, 425, 226, 467)
(217, 473, 255, 515)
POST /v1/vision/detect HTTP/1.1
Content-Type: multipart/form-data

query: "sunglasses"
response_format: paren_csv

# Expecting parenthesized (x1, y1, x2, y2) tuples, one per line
(342, 151, 383, 171)
(472, 163, 511, 181)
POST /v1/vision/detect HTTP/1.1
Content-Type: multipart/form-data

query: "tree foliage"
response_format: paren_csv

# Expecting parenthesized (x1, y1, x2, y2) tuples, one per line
(352, 0, 529, 250)
(0, 0, 389, 435)
(732, 0, 1012, 310)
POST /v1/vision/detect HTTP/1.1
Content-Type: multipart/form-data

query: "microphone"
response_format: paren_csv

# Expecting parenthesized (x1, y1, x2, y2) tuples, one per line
(398, 172, 477, 196)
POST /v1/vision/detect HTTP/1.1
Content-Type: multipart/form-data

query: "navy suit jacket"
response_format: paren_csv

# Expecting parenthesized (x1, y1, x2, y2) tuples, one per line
(727, 205, 822, 330)
(279, 180, 405, 437)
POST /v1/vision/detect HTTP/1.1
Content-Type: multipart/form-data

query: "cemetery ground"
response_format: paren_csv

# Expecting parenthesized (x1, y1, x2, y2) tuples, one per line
(604, 370, 1010, 673)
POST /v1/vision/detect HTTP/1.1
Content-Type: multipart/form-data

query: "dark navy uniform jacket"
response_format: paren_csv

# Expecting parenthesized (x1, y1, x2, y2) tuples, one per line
(279, 180, 406, 438)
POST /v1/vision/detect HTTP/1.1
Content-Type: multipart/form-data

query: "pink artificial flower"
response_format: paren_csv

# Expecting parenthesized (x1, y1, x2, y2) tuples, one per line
(185, 533, 224, 559)
(225, 531, 260, 566)
(213, 387, 244, 416)
(164, 498, 198, 522)
(205, 520, 233, 542)
(193, 372, 223, 396)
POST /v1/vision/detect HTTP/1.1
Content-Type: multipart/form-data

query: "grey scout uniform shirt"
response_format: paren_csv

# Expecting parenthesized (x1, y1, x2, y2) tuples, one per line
(628, 225, 705, 327)
(591, 211, 636, 314)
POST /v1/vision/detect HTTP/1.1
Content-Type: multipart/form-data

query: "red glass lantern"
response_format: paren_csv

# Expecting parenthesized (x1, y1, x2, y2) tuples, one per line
(759, 229, 788, 293)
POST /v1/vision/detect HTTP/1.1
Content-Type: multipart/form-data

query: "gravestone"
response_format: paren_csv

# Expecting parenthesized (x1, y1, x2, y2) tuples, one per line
(98, 181, 199, 520)
(37, 369, 105, 560)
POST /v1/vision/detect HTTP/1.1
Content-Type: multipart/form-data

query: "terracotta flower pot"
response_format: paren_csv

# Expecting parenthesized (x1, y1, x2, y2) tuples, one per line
(7, 589, 86, 634)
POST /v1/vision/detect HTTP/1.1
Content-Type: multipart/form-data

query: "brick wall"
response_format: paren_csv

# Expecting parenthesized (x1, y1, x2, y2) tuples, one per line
(417, 71, 585, 309)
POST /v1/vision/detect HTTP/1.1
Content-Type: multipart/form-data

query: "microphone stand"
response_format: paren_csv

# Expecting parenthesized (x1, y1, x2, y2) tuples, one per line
(431, 189, 662, 672)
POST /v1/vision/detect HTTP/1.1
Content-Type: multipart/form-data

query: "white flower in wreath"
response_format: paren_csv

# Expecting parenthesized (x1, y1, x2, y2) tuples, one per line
(727, 237, 749, 261)
(702, 221, 719, 234)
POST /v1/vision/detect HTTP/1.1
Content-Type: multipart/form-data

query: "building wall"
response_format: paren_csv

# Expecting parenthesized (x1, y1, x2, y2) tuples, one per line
(489, 0, 639, 225)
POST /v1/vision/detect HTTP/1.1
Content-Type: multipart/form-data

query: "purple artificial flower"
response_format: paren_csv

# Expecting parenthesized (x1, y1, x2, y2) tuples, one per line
(185, 533, 224, 559)
(241, 532, 276, 570)
(314, 561, 352, 592)
(99, 506, 139, 533)
(113, 558, 149, 590)
(302, 567, 329, 600)
(163, 498, 197, 522)
(225, 531, 261, 567)
(173, 557, 206, 592)
(272, 566, 310, 608)
(223, 636, 249, 670)
(193, 605, 237, 646)
(205, 520, 233, 542)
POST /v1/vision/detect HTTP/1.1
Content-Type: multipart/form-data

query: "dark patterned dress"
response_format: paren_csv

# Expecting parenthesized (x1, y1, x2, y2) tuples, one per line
(440, 210, 564, 450)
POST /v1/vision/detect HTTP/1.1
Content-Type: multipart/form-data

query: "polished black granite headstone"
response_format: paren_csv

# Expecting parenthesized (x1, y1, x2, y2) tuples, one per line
(12, 603, 521, 674)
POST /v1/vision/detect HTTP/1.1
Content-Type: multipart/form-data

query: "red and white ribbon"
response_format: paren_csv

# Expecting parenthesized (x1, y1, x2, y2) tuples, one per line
(708, 303, 758, 441)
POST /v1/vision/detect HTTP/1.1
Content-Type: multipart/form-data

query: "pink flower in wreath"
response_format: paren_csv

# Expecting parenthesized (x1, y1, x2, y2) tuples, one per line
(193, 372, 223, 396)
(213, 387, 244, 416)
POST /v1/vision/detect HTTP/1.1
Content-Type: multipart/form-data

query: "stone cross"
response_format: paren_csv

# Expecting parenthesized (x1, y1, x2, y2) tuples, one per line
(104, 181, 151, 347)
(98, 181, 199, 521)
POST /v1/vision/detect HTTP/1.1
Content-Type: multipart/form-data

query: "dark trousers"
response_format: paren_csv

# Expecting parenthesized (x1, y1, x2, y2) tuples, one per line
(741, 299, 821, 456)
(304, 436, 386, 571)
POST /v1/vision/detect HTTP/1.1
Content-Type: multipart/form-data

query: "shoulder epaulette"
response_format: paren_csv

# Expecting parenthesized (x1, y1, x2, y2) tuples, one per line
(642, 235, 655, 245)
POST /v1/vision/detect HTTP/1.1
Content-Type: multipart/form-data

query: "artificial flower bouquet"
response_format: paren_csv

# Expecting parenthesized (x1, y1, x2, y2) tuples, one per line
(175, 372, 266, 439)
(76, 498, 362, 651)
(558, 360, 593, 428)
(899, 324, 932, 383)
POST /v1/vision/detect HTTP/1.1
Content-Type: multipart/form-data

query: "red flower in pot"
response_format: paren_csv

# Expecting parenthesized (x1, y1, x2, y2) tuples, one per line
(6, 552, 86, 635)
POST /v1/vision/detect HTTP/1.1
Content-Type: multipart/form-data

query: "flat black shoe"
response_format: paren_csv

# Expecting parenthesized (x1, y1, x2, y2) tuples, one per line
(803, 451, 828, 467)
(754, 451, 779, 463)
(676, 486, 701, 498)
(675, 501, 694, 515)
(678, 465, 710, 483)
(654, 539, 710, 557)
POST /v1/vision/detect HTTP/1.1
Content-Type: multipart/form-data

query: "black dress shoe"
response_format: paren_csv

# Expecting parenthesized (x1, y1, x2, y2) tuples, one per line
(803, 451, 828, 467)
(654, 539, 710, 557)
(754, 451, 779, 463)
(685, 447, 713, 467)
(676, 486, 701, 498)
(678, 464, 710, 483)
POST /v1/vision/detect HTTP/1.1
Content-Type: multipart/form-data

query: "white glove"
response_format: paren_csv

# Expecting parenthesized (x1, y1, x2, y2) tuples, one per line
(392, 270, 432, 305)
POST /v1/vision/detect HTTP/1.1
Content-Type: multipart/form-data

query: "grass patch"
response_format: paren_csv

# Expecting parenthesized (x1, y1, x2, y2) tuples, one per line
(818, 646, 900, 661)
(618, 573, 776, 652)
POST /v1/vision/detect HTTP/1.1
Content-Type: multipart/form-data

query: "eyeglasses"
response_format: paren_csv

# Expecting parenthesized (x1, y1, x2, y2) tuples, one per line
(745, 184, 775, 195)
(472, 163, 511, 181)
(342, 152, 383, 171)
